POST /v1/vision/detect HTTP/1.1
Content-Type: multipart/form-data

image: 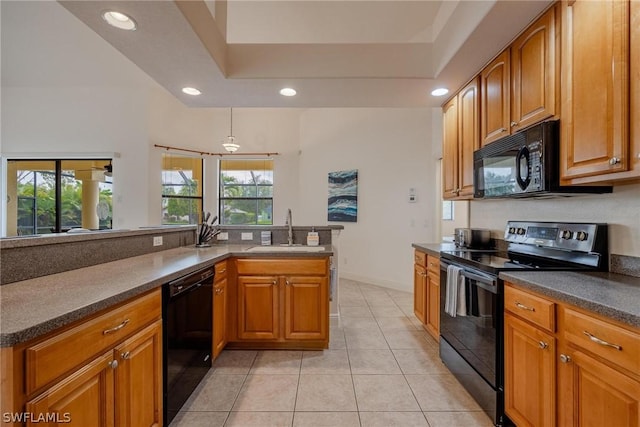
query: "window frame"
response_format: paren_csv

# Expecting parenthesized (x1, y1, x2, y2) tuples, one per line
(218, 159, 274, 226)
(161, 154, 204, 226)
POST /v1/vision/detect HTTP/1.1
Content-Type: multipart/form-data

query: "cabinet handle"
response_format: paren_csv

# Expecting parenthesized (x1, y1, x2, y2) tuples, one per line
(515, 302, 535, 312)
(272, 280, 277, 286)
(510, 121, 518, 127)
(108, 360, 119, 369)
(121, 351, 131, 360)
(559, 354, 572, 363)
(609, 157, 621, 165)
(215, 288, 224, 295)
(500, 127, 507, 132)
(286, 280, 291, 286)
(103, 319, 130, 335)
(539, 341, 548, 350)
(218, 268, 226, 273)
(583, 331, 622, 351)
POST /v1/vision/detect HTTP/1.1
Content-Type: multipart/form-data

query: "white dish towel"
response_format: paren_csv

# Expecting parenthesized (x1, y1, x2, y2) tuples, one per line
(444, 265, 466, 317)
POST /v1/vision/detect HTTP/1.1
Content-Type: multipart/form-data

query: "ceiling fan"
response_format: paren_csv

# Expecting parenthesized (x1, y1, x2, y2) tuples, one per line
(75, 160, 112, 177)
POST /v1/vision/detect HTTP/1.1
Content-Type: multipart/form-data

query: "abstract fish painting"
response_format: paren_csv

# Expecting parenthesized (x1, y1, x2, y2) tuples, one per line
(328, 169, 358, 222)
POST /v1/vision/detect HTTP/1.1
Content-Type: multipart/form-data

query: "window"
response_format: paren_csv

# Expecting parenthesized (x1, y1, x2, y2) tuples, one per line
(7, 159, 113, 236)
(442, 200, 454, 221)
(219, 159, 273, 225)
(162, 154, 203, 225)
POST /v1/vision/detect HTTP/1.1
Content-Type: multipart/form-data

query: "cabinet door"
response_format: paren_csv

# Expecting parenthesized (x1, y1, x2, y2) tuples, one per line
(504, 313, 556, 427)
(631, 0, 640, 178)
(458, 77, 480, 198)
(442, 96, 459, 199)
(237, 276, 279, 340)
(213, 278, 227, 358)
(561, 0, 630, 180)
(114, 320, 162, 427)
(511, 6, 557, 132)
(481, 50, 511, 146)
(26, 352, 115, 427)
(558, 348, 640, 427)
(284, 276, 328, 340)
(425, 269, 440, 340)
(413, 264, 427, 324)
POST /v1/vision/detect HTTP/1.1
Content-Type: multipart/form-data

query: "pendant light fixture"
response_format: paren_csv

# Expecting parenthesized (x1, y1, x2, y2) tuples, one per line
(222, 107, 240, 153)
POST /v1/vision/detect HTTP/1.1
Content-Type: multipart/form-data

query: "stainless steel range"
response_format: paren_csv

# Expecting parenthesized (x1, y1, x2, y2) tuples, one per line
(439, 221, 608, 426)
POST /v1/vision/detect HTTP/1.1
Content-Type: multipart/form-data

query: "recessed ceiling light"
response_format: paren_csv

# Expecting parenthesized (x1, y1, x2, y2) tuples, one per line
(279, 88, 297, 97)
(431, 88, 449, 97)
(182, 87, 202, 96)
(101, 11, 137, 31)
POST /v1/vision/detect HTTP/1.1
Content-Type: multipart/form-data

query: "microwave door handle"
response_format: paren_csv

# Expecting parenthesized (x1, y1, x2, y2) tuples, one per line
(515, 146, 531, 190)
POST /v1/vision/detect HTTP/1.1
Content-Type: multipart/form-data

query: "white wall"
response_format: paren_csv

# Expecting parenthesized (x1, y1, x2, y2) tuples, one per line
(470, 183, 640, 257)
(298, 108, 438, 291)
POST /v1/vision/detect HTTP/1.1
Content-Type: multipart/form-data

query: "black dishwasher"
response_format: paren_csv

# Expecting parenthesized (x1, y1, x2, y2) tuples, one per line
(163, 265, 214, 425)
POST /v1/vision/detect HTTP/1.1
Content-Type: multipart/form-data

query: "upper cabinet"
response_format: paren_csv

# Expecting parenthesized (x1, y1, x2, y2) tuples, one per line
(480, 6, 558, 147)
(480, 51, 511, 146)
(511, 6, 558, 133)
(442, 78, 480, 200)
(560, 0, 636, 182)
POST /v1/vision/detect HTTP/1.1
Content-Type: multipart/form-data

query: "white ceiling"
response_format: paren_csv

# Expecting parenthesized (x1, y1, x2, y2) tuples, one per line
(52, 0, 552, 108)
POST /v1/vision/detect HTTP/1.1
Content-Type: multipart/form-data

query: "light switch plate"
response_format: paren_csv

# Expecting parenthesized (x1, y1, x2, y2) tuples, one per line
(153, 236, 163, 246)
(217, 232, 229, 240)
(241, 232, 253, 240)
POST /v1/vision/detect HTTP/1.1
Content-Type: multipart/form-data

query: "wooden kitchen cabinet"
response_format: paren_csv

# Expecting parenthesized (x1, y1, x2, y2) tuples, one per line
(425, 256, 440, 340)
(14, 289, 163, 427)
(481, 50, 510, 146)
(479, 6, 557, 147)
(233, 258, 329, 349)
(442, 78, 479, 200)
(505, 282, 640, 427)
(413, 251, 440, 340)
(504, 312, 556, 427)
(511, 5, 558, 133)
(560, 0, 631, 181)
(212, 261, 228, 358)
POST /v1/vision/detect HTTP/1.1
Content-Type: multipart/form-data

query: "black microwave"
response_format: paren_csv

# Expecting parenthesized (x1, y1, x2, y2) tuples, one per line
(473, 120, 611, 199)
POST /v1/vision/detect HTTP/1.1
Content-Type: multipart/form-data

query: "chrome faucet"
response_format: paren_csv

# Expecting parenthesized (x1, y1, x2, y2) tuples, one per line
(286, 208, 293, 246)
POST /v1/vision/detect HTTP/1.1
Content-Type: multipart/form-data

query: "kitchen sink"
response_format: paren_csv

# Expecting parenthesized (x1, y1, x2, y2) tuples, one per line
(245, 245, 326, 252)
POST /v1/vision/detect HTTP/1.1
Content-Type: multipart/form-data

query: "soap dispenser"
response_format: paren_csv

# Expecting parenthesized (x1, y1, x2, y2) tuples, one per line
(306, 227, 319, 246)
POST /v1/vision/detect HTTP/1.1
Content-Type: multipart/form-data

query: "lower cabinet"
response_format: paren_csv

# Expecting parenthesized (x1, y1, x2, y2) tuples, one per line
(213, 261, 228, 359)
(21, 291, 163, 427)
(505, 282, 640, 427)
(424, 257, 440, 340)
(233, 258, 329, 349)
(504, 312, 556, 427)
(413, 250, 440, 340)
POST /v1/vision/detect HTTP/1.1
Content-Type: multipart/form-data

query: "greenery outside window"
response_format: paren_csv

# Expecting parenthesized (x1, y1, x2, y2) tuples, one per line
(7, 159, 113, 236)
(162, 154, 203, 225)
(219, 159, 273, 225)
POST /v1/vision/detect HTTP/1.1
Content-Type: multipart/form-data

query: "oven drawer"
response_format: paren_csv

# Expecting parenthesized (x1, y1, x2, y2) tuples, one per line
(427, 256, 440, 274)
(414, 250, 427, 267)
(504, 284, 555, 332)
(562, 307, 640, 375)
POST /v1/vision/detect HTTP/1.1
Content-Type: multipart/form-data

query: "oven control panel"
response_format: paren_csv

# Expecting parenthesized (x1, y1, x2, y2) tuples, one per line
(504, 221, 605, 253)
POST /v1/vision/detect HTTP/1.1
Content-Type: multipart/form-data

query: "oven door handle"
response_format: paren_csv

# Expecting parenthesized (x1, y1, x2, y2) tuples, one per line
(459, 270, 496, 285)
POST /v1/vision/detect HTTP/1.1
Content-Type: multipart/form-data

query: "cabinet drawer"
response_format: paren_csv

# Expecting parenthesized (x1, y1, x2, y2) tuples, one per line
(562, 307, 640, 375)
(427, 256, 440, 274)
(215, 260, 228, 280)
(25, 289, 161, 395)
(236, 258, 328, 275)
(504, 285, 555, 332)
(414, 251, 427, 267)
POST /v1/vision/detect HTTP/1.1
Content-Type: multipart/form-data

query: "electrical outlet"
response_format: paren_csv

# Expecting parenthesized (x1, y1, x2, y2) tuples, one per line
(153, 236, 163, 246)
(241, 232, 254, 241)
(217, 232, 229, 241)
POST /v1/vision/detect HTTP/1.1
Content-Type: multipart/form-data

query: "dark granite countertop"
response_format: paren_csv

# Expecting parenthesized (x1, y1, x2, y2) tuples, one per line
(412, 242, 457, 258)
(500, 271, 640, 329)
(0, 244, 332, 347)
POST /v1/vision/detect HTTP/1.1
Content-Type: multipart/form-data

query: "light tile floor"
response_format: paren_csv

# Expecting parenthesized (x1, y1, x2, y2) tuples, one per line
(171, 279, 494, 427)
